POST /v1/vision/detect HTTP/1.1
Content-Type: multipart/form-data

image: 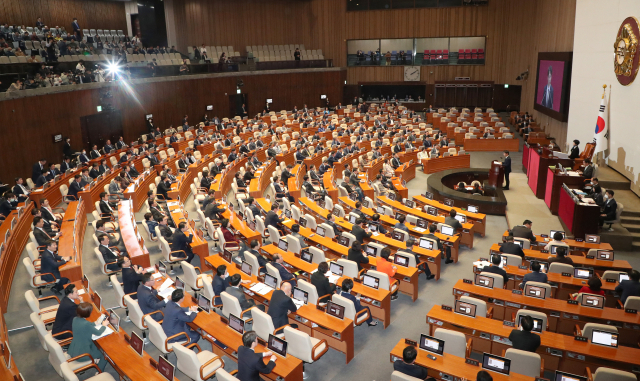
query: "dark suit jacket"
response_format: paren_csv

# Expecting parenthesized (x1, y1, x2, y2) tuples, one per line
(162, 301, 197, 342)
(122, 267, 144, 295)
(159, 225, 173, 243)
(351, 225, 371, 243)
(500, 242, 525, 258)
(511, 225, 536, 241)
(348, 248, 369, 271)
(569, 144, 580, 159)
(157, 181, 171, 200)
(32, 163, 43, 182)
(602, 198, 617, 220)
(503, 156, 512, 173)
(212, 275, 230, 305)
(237, 345, 276, 381)
(583, 165, 594, 179)
(482, 265, 508, 285)
(509, 330, 541, 352)
(272, 262, 294, 281)
(226, 286, 255, 310)
(444, 216, 463, 231)
(99, 200, 114, 219)
(68, 181, 83, 200)
(615, 280, 640, 304)
(52, 296, 77, 336)
(339, 291, 367, 315)
(136, 285, 166, 318)
(99, 245, 121, 271)
(311, 271, 335, 298)
(90, 150, 101, 159)
(267, 289, 297, 328)
(265, 211, 283, 228)
(171, 230, 193, 256)
(36, 174, 48, 187)
(393, 360, 429, 380)
(40, 249, 66, 282)
(34, 227, 53, 246)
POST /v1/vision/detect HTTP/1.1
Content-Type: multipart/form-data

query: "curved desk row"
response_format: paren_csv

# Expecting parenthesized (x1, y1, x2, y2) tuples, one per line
(57, 201, 87, 283)
(463, 137, 520, 152)
(421, 153, 471, 174)
(0, 202, 34, 311)
(412, 195, 486, 237)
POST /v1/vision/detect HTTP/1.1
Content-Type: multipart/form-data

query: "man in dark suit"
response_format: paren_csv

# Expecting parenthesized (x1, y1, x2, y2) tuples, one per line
(482, 255, 508, 285)
(157, 216, 174, 243)
(137, 273, 166, 321)
(78, 150, 90, 164)
(520, 261, 548, 289)
(35, 170, 49, 187)
(40, 240, 71, 294)
(237, 331, 277, 381)
(265, 203, 284, 229)
(121, 255, 145, 295)
(267, 282, 298, 329)
(569, 139, 580, 159)
(582, 158, 594, 179)
(115, 137, 128, 150)
(599, 190, 617, 228)
(103, 140, 115, 154)
(391, 153, 402, 169)
(226, 274, 264, 316)
(311, 262, 336, 298)
(499, 235, 525, 258)
(60, 157, 74, 173)
(211, 265, 231, 305)
(394, 345, 432, 380)
(98, 233, 123, 271)
(540, 65, 554, 109)
(444, 210, 463, 233)
(508, 315, 541, 352)
(163, 289, 200, 343)
(89, 145, 101, 159)
(171, 221, 194, 263)
(12, 177, 30, 202)
(68, 175, 83, 201)
(98, 192, 116, 221)
(324, 213, 341, 237)
(271, 254, 297, 285)
(511, 220, 536, 242)
(156, 175, 172, 200)
(351, 218, 372, 244)
(439, 137, 449, 148)
(33, 216, 59, 246)
(615, 270, 640, 304)
(71, 18, 81, 40)
(89, 163, 101, 179)
(52, 283, 82, 339)
(502, 150, 512, 190)
(340, 278, 377, 326)
(32, 159, 46, 182)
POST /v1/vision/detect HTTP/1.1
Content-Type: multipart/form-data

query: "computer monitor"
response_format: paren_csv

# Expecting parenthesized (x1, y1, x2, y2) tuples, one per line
(573, 268, 593, 279)
(392, 231, 406, 241)
(550, 245, 560, 254)
(416, 219, 428, 228)
(317, 199, 325, 209)
(423, 192, 433, 200)
(228, 314, 244, 334)
(278, 239, 288, 252)
(419, 334, 445, 356)
(326, 301, 345, 319)
(523, 284, 547, 299)
(376, 206, 385, 214)
(175, 277, 185, 290)
(402, 180, 407, 187)
(264, 274, 278, 289)
(241, 261, 252, 276)
(585, 234, 600, 244)
(620, 273, 630, 283)
(404, 199, 415, 208)
(482, 353, 511, 375)
(426, 207, 437, 216)
(395, 212, 405, 221)
(197, 294, 211, 313)
(221, 249, 232, 263)
(394, 254, 409, 267)
(298, 217, 307, 228)
(550, 230, 566, 239)
(454, 299, 477, 317)
(237, 210, 244, 220)
(517, 315, 543, 333)
(92, 292, 102, 311)
(388, 193, 396, 201)
(368, 224, 378, 232)
(591, 329, 618, 348)
(443, 198, 454, 207)
(554, 371, 587, 381)
(332, 206, 341, 217)
(108, 310, 120, 332)
(330, 262, 344, 276)
(363, 199, 372, 208)
(316, 226, 325, 237)
(129, 331, 145, 356)
(467, 205, 479, 214)
(157, 356, 175, 381)
(596, 250, 614, 261)
(348, 193, 357, 202)
(268, 334, 288, 357)
(440, 225, 454, 236)
(248, 220, 256, 231)
(337, 236, 350, 246)
(82, 274, 90, 292)
(454, 214, 466, 223)
(158, 261, 167, 274)
(418, 238, 434, 250)
(348, 214, 357, 224)
(292, 287, 308, 305)
(364, 245, 377, 257)
(362, 274, 380, 289)
(300, 249, 313, 263)
(474, 274, 494, 289)
(580, 294, 605, 309)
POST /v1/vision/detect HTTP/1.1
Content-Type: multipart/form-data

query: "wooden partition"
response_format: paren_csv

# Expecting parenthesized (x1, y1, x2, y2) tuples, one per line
(0, 203, 34, 312)
(58, 201, 87, 283)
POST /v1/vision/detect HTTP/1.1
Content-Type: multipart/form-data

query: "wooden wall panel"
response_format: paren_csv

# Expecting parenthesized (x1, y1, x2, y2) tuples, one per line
(0, 0, 126, 32)
(0, 69, 345, 183)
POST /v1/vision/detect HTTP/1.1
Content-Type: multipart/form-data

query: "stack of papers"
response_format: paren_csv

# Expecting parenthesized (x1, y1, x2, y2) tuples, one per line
(566, 171, 581, 177)
(326, 271, 341, 284)
(249, 283, 273, 295)
(167, 201, 180, 207)
(413, 227, 427, 233)
(157, 278, 175, 299)
(473, 260, 490, 269)
(293, 299, 305, 309)
(92, 326, 114, 340)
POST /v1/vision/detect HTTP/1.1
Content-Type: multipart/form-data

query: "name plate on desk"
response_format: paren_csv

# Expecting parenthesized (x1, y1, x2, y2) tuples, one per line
(606, 278, 617, 283)
(562, 272, 572, 277)
(503, 320, 515, 327)
(541, 250, 549, 253)
(353, 278, 362, 283)
(586, 255, 595, 259)
(463, 279, 473, 284)
(575, 238, 584, 242)
(405, 339, 417, 346)
(465, 358, 479, 366)
(625, 308, 638, 314)
(518, 265, 528, 270)
(574, 335, 588, 342)
(479, 258, 488, 262)
(512, 289, 523, 295)
(567, 300, 579, 305)
(316, 304, 326, 312)
(220, 316, 229, 324)
(441, 305, 452, 311)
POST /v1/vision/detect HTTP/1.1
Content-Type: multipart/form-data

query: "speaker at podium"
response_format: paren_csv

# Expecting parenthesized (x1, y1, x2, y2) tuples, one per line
(488, 160, 504, 188)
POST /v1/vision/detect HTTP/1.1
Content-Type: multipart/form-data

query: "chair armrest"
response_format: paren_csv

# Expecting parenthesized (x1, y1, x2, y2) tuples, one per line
(169, 250, 186, 261)
(165, 332, 190, 352)
(586, 367, 594, 381)
(185, 342, 202, 352)
(318, 293, 332, 303)
(34, 273, 57, 286)
(358, 268, 366, 278)
(200, 355, 225, 380)
(486, 307, 493, 319)
(52, 330, 73, 339)
(102, 262, 120, 275)
(193, 266, 201, 274)
(38, 294, 61, 304)
(617, 299, 624, 309)
(311, 338, 329, 361)
(72, 363, 102, 374)
(465, 337, 473, 358)
(354, 307, 369, 326)
(241, 307, 254, 318)
(574, 324, 582, 336)
(123, 292, 137, 307)
(229, 370, 238, 376)
(67, 353, 95, 364)
(540, 357, 545, 377)
(142, 310, 164, 328)
(273, 324, 290, 336)
(390, 278, 400, 290)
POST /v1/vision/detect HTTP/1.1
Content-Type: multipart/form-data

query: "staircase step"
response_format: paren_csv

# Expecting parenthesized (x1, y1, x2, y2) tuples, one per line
(623, 225, 640, 233)
(629, 232, 640, 243)
(621, 210, 640, 218)
(632, 241, 640, 249)
(621, 216, 640, 223)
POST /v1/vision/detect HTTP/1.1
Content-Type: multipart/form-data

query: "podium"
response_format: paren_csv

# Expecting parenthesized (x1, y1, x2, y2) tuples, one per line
(488, 161, 504, 188)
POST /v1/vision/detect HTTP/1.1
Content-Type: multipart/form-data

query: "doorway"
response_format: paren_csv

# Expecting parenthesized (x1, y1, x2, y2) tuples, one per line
(80, 110, 124, 151)
(228, 93, 247, 118)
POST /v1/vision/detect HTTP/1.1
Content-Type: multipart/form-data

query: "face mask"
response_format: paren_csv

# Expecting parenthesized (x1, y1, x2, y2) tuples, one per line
(604, 195, 609, 199)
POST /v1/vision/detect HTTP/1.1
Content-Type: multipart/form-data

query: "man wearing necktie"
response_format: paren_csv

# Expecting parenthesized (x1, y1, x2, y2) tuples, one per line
(41, 240, 71, 294)
(12, 177, 31, 202)
(540, 65, 554, 109)
(98, 234, 123, 271)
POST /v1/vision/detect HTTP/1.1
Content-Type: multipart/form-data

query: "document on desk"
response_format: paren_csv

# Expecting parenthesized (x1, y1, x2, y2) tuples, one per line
(566, 171, 581, 177)
(158, 287, 175, 300)
(413, 227, 427, 233)
(293, 299, 305, 309)
(92, 326, 114, 340)
(167, 201, 180, 207)
(249, 283, 272, 295)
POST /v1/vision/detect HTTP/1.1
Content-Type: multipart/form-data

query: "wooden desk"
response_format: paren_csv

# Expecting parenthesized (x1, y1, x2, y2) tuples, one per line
(501, 231, 614, 252)
(389, 339, 535, 381)
(124, 170, 158, 212)
(58, 201, 86, 282)
(421, 153, 471, 174)
(118, 200, 151, 268)
(167, 203, 209, 260)
(558, 186, 601, 239)
(78, 169, 121, 213)
(275, 150, 296, 167)
(527, 147, 574, 199)
(463, 138, 520, 152)
(0, 306, 18, 380)
(0, 202, 34, 311)
(426, 306, 640, 377)
(544, 168, 586, 215)
(452, 279, 640, 346)
(322, 169, 338, 202)
(336, 276, 392, 329)
(413, 195, 486, 237)
(489, 243, 631, 274)
(29, 167, 80, 207)
(249, 160, 277, 198)
(394, 160, 417, 182)
(391, 177, 409, 200)
(378, 196, 475, 249)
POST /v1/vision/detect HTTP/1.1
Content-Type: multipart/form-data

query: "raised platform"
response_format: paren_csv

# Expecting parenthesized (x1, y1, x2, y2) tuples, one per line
(426, 168, 507, 215)
(597, 165, 631, 190)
